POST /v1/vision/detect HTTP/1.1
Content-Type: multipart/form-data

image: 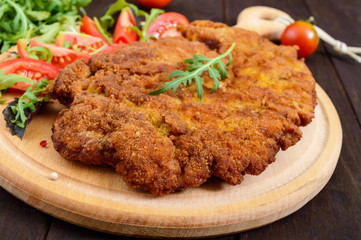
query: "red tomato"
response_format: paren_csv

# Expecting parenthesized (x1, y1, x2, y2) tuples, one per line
(148, 12, 189, 39)
(102, 43, 125, 54)
(56, 32, 108, 53)
(16, 39, 28, 58)
(28, 41, 90, 69)
(80, 16, 109, 43)
(0, 58, 59, 91)
(281, 21, 319, 58)
(18, 39, 89, 69)
(136, 0, 171, 9)
(113, 7, 139, 44)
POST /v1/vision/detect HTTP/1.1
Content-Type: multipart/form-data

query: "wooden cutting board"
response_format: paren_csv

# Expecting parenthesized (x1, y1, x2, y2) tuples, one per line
(0, 83, 342, 238)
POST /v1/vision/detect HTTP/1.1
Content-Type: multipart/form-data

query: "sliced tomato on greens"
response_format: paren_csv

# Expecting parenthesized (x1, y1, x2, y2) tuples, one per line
(29, 41, 90, 69)
(147, 12, 189, 39)
(56, 32, 108, 53)
(113, 7, 139, 44)
(0, 58, 59, 91)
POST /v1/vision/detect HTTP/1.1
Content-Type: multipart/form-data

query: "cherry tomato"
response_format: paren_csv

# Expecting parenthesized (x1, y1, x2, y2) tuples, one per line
(80, 16, 109, 43)
(281, 21, 319, 58)
(56, 32, 108, 53)
(136, 0, 171, 9)
(113, 7, 139, 44)
(25, 41, 90, 69)
(0, 58, 59, 91)
(148, 12, 189, 39)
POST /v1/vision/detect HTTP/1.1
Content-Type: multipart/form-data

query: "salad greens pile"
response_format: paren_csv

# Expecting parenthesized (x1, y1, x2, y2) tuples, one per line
(0, 0, 92, 53)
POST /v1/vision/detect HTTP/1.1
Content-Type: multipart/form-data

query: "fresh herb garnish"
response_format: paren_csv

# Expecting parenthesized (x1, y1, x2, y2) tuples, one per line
(149, 43, 236, 102)
(2, 79, 50, 139)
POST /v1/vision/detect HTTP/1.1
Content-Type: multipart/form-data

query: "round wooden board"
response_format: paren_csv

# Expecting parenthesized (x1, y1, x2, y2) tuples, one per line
(0, 84, 342, 238)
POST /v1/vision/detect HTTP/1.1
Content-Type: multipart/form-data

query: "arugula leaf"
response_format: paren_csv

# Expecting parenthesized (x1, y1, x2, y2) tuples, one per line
(0, 70, 36, 97)
(0, 0, 91, 52)
(140, 8, 165, 42)
(36, 22, 61, 43)
(3, 97, 47, 139)
(26, 46, 53, 63)
(25, 10, 51, 21)
(2, 79, 50, 139)
(93, 17, 113, 45)
(4, 0, 30, 34)
(37, 15, 81, 43)
(149, 43, 236, 102)
(69, 0, 92, 8)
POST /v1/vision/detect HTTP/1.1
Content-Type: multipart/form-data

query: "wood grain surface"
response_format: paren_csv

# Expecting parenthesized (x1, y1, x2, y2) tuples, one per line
(0, 0, 360, 239)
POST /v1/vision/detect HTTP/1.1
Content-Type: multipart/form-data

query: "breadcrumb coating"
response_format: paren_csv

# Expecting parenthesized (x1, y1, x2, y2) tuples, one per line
(47, 21, 316, 195)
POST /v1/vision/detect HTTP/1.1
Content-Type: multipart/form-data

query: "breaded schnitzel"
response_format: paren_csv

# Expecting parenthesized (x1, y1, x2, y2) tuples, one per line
(47, 20, 316, 195)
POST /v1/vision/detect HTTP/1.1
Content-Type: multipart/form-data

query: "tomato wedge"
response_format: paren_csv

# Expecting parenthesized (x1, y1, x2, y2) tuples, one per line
(147, 12, 189, 39)
(56, 32, 108, 54)
(113, 7, 139, 44)
(80, 16, 109, 43)
(0, 58, 59, 91)
(29, 41, 90, 69)
(17, 39, 29, 59)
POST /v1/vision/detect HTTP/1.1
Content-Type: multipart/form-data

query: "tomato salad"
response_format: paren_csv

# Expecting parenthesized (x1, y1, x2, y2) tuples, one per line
(0, 0, 190, 138)
(1, 1, 190, 89)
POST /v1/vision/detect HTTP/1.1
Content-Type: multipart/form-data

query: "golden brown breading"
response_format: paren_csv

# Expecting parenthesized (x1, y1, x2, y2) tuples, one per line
(48, 21, 316, 195)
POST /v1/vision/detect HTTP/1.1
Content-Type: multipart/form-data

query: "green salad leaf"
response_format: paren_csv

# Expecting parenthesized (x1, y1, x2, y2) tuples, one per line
(2, 77, 50, 139)
(0, 0, 91, 53)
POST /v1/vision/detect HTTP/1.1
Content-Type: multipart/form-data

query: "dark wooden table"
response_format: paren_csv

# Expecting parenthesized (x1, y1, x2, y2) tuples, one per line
(1, 0, 360, 239)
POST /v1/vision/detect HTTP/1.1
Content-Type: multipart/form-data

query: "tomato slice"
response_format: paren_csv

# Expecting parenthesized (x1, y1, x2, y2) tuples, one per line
(102, 43, 125, 54)
(0, 58, 59, 91)
(56, 32, 108, 54)
(17, 39, 90, 69)
(17, 39, 29, 58)
(80, 16, 109, 43)
(29, 41, 90, 69)
(113, 7, 139, 44)
(147, 12, 189, 39)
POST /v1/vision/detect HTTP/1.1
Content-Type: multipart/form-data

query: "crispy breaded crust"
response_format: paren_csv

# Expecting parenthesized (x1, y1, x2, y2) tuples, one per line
(48, 21, 316, 195)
